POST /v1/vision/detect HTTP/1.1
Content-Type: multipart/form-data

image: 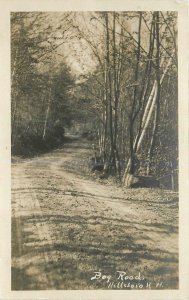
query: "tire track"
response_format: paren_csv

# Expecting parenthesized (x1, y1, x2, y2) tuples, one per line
(12, 164, 57, 289)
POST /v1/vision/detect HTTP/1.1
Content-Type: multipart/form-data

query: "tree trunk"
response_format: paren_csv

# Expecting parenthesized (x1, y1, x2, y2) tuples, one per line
(42, 87, 51, 140)
(129, 12, 142, 175)
(123, 51, 174, 185)
(147, 12, 161, 175)
(105, 12, 115, 172)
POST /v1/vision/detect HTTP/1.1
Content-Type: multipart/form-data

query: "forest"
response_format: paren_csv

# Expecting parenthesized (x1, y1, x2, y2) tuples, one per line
(11, 11, 178, 190)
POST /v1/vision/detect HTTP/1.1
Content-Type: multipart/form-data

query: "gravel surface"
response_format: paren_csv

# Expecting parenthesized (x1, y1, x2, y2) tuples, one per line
(11, 138, 178, 290)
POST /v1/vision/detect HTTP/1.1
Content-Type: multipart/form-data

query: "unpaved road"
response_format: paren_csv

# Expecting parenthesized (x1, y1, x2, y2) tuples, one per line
(11, 137, 178, 290)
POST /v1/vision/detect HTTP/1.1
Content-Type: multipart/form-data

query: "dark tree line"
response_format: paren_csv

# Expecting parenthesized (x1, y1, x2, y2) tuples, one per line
(11, 12, 75, 156)
(11, 11, 178, 189)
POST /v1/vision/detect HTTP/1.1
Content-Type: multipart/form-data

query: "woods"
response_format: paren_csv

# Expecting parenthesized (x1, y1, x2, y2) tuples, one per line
(10, 9, 180, 292)
(11, 12, 74, 155)
(11, 11, 178, 189)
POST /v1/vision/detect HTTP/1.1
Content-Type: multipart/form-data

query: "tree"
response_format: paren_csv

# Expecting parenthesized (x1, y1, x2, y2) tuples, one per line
(11, 12, 75, 156)
(73, 11, 178, 189)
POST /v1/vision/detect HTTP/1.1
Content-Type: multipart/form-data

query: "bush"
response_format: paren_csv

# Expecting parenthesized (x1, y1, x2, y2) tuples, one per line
(12, 127, 65, 157)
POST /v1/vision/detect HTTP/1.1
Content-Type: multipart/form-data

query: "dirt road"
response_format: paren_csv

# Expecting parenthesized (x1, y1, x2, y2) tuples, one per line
(11, 137, 178, 290)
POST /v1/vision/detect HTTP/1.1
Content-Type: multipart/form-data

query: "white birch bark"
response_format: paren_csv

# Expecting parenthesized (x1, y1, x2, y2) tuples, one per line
(42, 88, 52, 140)
(123, 52, 174, 184)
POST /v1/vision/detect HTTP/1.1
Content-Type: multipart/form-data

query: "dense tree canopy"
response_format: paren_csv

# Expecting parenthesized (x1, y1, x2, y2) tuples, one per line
(11, 11, 178, 189)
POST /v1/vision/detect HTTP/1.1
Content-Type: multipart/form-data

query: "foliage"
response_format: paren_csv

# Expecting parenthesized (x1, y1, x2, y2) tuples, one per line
(73, 11, 178, 189)
(11, 11, 178, 189)
(11, 12, 75, 156)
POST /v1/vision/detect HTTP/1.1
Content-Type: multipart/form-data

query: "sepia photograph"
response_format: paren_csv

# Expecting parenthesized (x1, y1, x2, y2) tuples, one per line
(0, 0, 189, 299)
(11, 10, 179, 291)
